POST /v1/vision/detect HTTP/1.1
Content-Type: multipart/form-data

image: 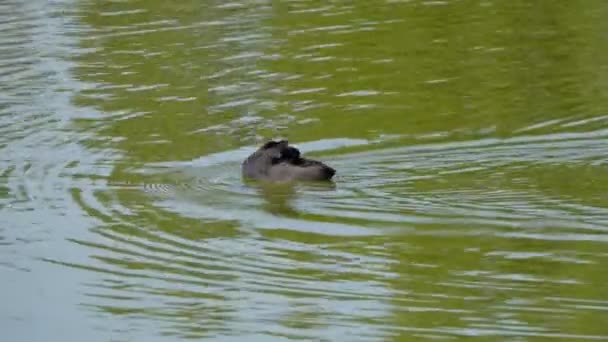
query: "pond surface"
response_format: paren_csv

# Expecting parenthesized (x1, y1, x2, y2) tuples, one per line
(2, 1, 608, 341)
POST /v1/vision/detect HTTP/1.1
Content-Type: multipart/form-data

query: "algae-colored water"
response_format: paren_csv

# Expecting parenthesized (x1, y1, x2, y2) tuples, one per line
(2, 1, 608, 341)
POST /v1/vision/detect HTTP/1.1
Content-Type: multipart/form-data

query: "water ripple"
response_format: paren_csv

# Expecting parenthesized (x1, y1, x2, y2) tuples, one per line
(3, 0, 608, 341)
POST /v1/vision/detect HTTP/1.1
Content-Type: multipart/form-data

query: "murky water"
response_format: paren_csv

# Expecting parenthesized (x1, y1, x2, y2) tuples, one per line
(2, 0, 608, 341)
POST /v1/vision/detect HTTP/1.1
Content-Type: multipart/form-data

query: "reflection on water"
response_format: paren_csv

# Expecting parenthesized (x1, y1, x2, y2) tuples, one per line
(2, 0, 608, 341)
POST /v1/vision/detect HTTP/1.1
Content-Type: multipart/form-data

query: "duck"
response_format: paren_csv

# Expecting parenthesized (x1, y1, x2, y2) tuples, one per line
(242, 140, 336, 182)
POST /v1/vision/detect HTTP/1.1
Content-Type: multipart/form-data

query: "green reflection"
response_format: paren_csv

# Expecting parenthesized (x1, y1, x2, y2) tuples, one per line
(66, 0, 608, 340)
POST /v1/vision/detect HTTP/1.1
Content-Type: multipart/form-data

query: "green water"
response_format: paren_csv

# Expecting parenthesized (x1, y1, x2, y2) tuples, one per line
(2, 0, 608, 341)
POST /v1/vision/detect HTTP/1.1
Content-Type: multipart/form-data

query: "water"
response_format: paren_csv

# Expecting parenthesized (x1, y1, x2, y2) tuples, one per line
(2, 0, 608, 341)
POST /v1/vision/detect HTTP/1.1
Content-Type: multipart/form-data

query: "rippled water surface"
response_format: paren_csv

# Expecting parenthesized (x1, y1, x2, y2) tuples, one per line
(2, 1, 608, 341)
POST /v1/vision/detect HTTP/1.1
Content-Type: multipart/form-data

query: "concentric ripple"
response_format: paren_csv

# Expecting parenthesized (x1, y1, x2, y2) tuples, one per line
(64, 132, 608, 340)
(2, 0, 608, 341)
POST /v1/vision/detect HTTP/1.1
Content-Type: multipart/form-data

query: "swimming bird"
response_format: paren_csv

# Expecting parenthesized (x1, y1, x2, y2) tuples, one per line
(242, 140, 336, 182)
